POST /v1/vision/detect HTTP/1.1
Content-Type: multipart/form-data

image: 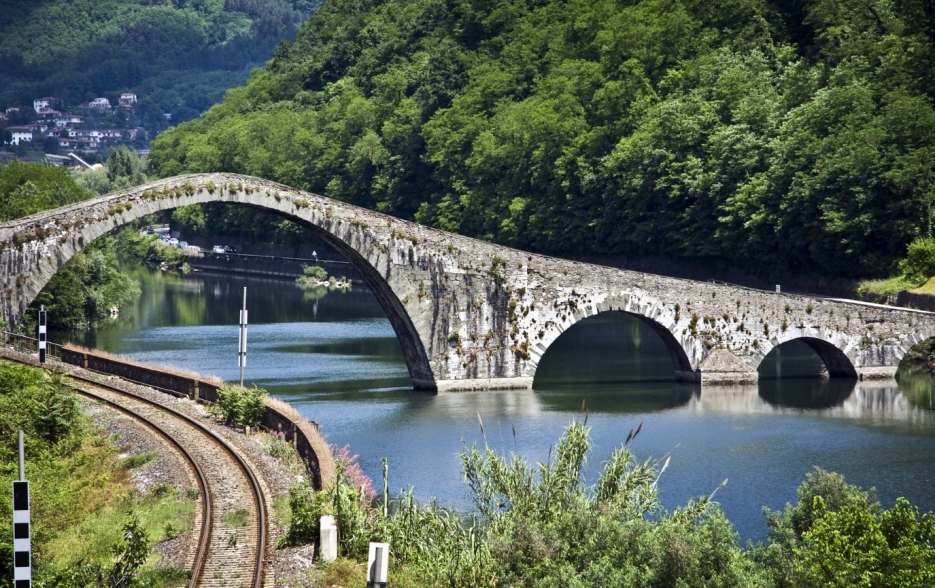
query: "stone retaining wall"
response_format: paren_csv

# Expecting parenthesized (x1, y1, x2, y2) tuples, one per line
(896, 291, 935, 313)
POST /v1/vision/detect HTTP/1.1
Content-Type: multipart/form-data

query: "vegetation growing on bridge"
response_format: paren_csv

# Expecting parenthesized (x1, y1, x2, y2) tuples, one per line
(151, 0, 935, 283)
(0, 360, 193, 588)
(282, 421, 935, 587)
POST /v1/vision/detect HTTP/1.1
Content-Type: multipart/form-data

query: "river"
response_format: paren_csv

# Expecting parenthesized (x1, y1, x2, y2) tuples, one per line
(58, 260, 935, 541)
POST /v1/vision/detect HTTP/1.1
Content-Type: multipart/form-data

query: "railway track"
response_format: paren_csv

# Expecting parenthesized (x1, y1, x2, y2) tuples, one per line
(4, 356, 267, 588)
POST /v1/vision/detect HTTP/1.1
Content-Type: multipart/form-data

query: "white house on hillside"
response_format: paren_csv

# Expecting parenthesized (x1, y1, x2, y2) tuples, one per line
(54, 114, 85, 126)
(33, 97, 54, 112)
(89, 97, 111, 109)
(7, 127, 33, 145)
(118, 93, 137, 107)
(36, 108, 60, 119)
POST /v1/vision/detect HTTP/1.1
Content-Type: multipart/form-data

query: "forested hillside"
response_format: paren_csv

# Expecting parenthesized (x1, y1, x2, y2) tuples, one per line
(150, 0, 935, 281)
(0, 0, 321, 133)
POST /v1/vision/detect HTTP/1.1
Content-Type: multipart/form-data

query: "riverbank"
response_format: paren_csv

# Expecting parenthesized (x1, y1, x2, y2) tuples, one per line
(188, 251, 363, 282)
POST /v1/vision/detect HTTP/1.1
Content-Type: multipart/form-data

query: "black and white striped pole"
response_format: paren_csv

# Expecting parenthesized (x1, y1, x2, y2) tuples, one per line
(12, 430, 31, 588)
(238, 287, 247, 387)
(37, 307, 47, 365)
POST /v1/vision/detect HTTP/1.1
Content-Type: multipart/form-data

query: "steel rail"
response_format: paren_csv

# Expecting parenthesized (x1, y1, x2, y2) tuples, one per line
(71, 385, 213, 588)
(4, 356, 267, 588)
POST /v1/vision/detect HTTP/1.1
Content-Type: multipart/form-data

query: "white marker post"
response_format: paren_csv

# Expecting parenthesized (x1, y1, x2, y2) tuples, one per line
(367, 542, 389, 588)
(319, 515, 338, 562)
(238, 287, 248, 387)
(12, 430, 31, 588)
(37, 307, 47, 365)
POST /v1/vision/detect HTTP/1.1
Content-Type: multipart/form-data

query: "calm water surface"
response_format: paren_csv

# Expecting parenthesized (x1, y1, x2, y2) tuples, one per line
(60, 261, 935, 541)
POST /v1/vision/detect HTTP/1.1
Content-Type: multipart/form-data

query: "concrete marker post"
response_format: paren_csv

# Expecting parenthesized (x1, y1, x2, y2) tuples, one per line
(367, 542, 389, 588)
(319, 515, 337, 562)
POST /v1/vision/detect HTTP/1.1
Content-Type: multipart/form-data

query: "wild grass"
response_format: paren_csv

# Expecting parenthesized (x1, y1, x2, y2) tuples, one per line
(264, 430, 307, 476)
(121, 451, 159, 469)
(43, 485, 195, 569)
(909, 276, 935, 295)
(223, 508, 251, 528)
(857, 274, 923, 297)
(272, 494, 292, 528)
(0, 360, 200, 585)
(283, 557, 364, 588)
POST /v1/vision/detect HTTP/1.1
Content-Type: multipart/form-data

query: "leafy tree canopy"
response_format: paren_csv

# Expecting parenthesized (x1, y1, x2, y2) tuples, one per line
(0, 0, 323, 135)
(0, 160, 92, 222)
(152, 0, 935, 280)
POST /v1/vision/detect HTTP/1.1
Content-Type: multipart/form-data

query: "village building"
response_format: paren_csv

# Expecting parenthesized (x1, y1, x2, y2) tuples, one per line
(53, 114, 85, 127)
(88, 97, 111, 109)
(7, 126, 34, 145)
(67, 128, 121, 140)
(57, 136, 99, 152)
(33, 97, 54, 112)
(118, 93, 137, 107)
(20, 123, 48, 133)
(36, 108, 61, 119)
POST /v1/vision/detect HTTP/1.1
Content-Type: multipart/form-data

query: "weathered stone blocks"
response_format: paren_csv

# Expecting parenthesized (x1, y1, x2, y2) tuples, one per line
(2, 173, 933, 390)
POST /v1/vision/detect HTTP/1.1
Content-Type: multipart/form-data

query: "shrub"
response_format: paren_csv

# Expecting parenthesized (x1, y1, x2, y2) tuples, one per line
(900, 237, 935, 282)
(215, 385, 267, 428)
(296, 264, 329, 287)
(758, 468, 935, 588)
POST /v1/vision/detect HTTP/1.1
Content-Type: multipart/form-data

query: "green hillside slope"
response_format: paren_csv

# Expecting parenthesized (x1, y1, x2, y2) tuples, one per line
(150, 0, 935, 281)
(0, 0, 321, 134)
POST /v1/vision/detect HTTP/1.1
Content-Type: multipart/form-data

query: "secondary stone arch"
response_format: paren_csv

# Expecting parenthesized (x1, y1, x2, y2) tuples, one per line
(0, 174, 436, 387)
(527, 308, 698, 384)
(756, 334, 859, 379)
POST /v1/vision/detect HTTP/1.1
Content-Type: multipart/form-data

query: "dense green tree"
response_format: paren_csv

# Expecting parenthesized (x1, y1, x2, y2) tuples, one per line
(0, 161, 92, 221)
(152, 0, 935, 281)
(0, 0, 323, 138)
(757, 468, 935, 588)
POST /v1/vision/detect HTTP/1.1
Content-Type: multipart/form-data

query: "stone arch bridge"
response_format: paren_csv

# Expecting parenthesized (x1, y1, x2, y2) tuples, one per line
(2, 173, 933, 391)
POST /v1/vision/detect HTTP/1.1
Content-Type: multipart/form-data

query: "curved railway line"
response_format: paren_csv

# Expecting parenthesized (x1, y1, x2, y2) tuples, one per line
(5, 357, 268, 588)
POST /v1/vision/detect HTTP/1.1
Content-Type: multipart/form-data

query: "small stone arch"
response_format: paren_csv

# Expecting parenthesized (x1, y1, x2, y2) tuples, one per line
(529, 309, 697, 384)
(758, 336, 858, 379)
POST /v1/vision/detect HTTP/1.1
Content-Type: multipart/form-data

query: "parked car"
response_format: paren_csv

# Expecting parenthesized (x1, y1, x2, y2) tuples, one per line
(168, 238, 179, 247)
(185, 245, 203, 254)
(212, 245, 226, 254)
(178, 241, 188, 250)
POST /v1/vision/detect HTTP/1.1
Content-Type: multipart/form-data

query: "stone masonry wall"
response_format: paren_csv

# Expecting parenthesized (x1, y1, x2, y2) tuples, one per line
(3, 173, 935, 390)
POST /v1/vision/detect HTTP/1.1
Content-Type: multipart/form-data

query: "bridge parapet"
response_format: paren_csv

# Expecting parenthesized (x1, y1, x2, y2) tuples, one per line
(2, 173, 933, 390)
